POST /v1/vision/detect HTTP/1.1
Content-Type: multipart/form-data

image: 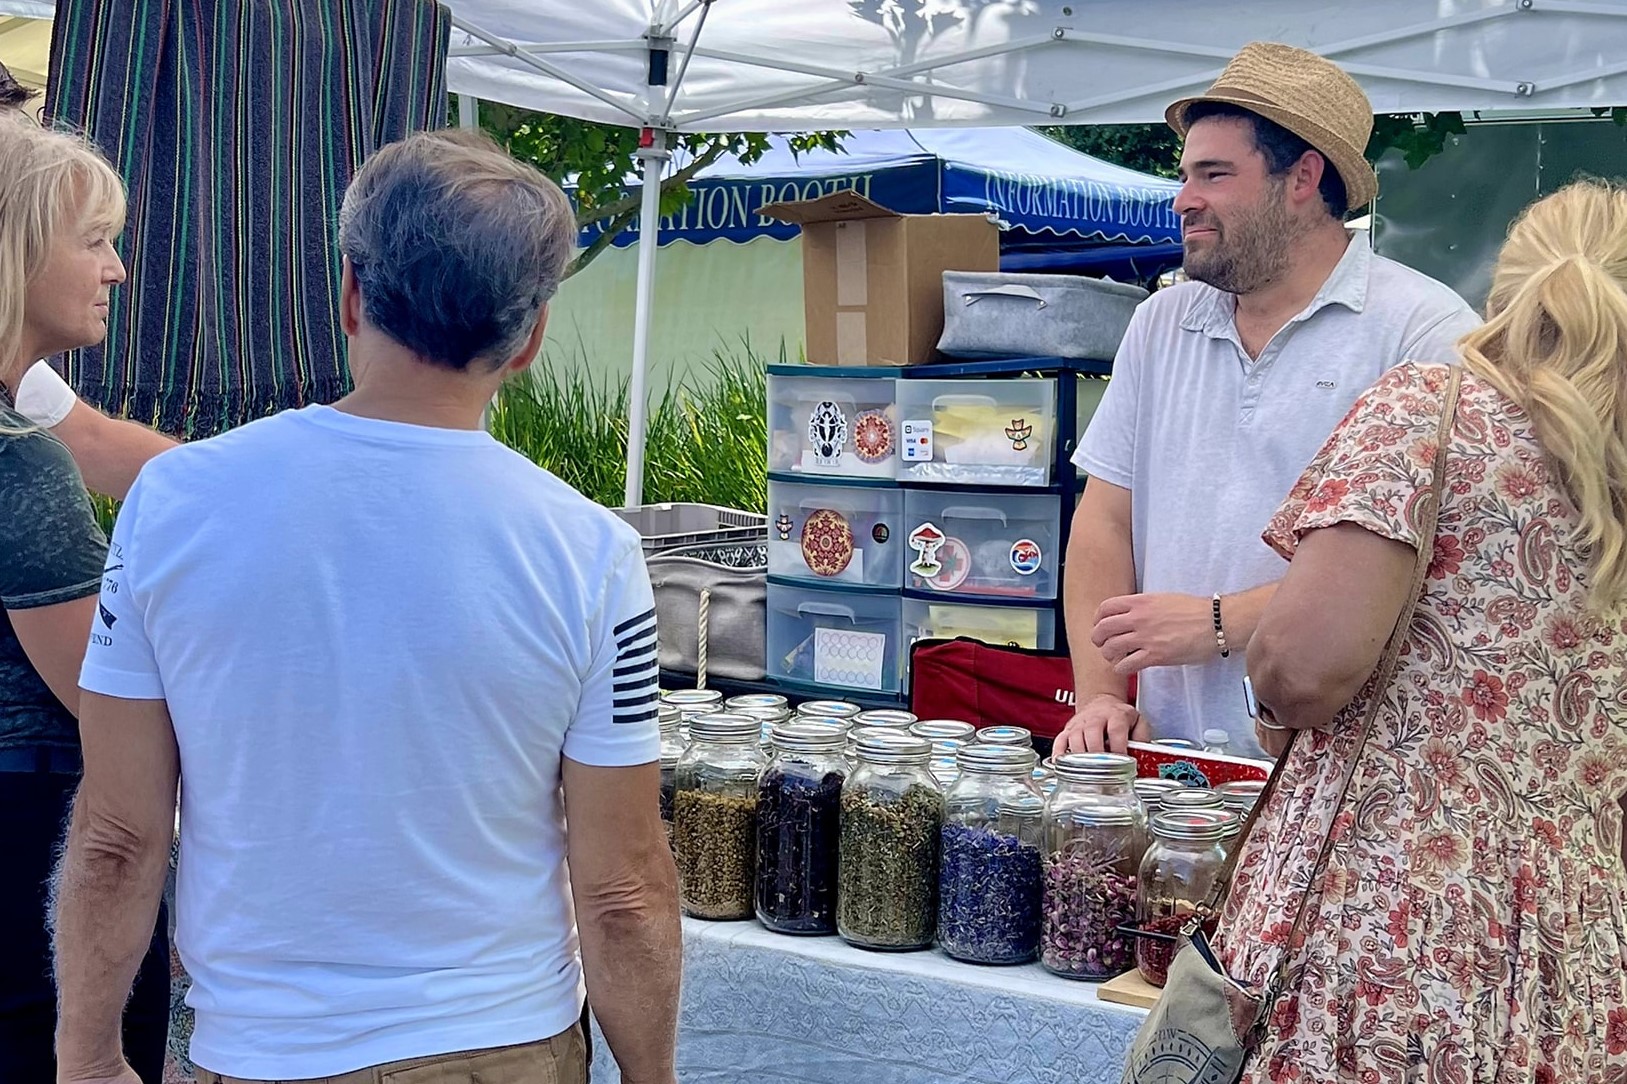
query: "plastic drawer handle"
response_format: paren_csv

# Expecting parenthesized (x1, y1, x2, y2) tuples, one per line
(962, 283, 1047, 308)
(932, 393, 999, 409)
(796, 602, 859, 621)
(941, 505, 1009, 525)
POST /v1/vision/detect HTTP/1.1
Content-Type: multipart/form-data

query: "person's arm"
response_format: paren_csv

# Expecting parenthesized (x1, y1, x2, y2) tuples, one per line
(1058, 477, 1146, 753)
(8, 594, 99, 716)
(1090, 582, 1279, 675)
(50, 398, 177, 500)
(16, 361, 176, 499)
(52, 694, 179, 1084)
(1248, 523, 1416, 731)
(562, 758, 681, 1084)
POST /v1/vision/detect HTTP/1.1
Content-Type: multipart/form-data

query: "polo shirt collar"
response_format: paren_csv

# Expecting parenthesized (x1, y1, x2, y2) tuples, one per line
(1180, 230, 1373, 340)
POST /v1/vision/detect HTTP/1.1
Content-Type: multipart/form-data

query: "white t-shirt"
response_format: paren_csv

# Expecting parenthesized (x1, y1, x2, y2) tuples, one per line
(1072, 234, 1480, 758)
(81, 405, 661, 1080)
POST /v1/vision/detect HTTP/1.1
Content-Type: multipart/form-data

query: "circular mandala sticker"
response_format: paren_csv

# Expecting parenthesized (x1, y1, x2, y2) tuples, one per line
(801, 508, 855, 576)
(851, 409, 895, 464)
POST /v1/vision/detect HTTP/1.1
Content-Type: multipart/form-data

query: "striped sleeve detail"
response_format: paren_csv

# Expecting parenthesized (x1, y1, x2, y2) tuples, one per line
(612, 607, 659, 725)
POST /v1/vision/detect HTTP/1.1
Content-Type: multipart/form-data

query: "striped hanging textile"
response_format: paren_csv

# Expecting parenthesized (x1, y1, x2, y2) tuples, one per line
(44, 0, 450, 437)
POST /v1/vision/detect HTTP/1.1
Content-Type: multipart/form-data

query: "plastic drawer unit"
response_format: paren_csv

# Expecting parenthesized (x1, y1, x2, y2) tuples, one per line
(903, 598, 1056, 659)
(894, 377, 1055, 487)
(767, 479, 904, 588)
(767, 583, 903, 694)
(901, 489, 1061, 600)
(768, 370, 898, 481)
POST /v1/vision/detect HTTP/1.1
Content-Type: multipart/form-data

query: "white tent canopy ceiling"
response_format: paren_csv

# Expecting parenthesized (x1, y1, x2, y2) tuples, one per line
(440, 0, 1627, 130)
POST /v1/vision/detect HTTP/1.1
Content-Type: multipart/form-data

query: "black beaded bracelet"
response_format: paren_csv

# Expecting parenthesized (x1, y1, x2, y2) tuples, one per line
(1212, 592, 1229, 659)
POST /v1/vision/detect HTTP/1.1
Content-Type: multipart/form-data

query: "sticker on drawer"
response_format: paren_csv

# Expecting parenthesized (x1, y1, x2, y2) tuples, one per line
(900, 419, 933, 461)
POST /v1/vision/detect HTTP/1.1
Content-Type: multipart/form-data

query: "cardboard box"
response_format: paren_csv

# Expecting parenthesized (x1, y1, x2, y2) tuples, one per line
(763, 192, 999, 366)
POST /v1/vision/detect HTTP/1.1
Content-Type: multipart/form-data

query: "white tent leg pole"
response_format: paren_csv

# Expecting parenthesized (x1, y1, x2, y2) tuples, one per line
(457, 93, 479, 129)
(624, 129, 669, 508)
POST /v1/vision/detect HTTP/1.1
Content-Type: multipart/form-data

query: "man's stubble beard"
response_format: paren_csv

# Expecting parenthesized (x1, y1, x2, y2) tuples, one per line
(1183, 187, 1299, 296)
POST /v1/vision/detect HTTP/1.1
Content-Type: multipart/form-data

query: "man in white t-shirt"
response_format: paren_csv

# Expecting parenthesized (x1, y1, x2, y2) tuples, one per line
(51, 130, 681, 1084)
(1057, 43, 1481, 760)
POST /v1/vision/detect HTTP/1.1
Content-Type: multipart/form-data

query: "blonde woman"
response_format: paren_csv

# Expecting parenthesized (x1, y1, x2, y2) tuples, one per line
(1228, 181, 1627, 1082)
(0, 121, 169, 1083)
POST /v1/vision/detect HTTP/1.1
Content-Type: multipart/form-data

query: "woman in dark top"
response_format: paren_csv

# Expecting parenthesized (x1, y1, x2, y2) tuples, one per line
(0, 118, 170, 1083)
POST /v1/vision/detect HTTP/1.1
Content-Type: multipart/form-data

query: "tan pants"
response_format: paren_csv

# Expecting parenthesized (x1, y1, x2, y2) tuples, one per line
(194, 1026, 587, 1084)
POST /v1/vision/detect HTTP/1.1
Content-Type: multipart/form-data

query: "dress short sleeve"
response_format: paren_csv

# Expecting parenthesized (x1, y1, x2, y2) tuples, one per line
(1262, 361, 1448, 562)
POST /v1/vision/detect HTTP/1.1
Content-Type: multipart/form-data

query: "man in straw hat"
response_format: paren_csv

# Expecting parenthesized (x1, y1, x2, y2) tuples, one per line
(1057, 42, 1479, 760)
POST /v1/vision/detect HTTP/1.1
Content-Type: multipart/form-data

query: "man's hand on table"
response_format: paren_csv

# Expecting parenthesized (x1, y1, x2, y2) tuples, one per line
(1055, 693, 1149, 755)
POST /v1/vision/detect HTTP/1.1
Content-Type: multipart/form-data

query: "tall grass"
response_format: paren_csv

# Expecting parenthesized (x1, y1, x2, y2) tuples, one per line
(489, 338, 771, 513)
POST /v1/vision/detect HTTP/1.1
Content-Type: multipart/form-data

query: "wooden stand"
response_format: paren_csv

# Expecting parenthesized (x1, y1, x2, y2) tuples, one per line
(1098, 968, 1163, 1010)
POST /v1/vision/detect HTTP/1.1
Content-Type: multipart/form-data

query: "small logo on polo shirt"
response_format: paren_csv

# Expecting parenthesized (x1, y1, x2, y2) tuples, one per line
(1316, 379, 1337, 390)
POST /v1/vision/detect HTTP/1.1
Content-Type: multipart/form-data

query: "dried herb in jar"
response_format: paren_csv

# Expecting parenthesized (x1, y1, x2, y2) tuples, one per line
(674, 790, 757, 920)
(1134, 910, 1190, 987)
(659, 766, 676, 842)
(937, 822, 1042, 964)
(755, 768, 844, 934)
(1041, 847, 1137, 979)
(837, 784, 942, 949)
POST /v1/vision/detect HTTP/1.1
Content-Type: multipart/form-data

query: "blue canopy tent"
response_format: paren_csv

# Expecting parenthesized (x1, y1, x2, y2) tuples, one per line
(579, 127, 1184, 282)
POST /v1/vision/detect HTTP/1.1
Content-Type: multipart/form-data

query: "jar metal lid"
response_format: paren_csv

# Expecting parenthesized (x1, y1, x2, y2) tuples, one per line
(768, 719, 848, 753)
(1201, 728, 1230, 746)
(853, 730, 933, 764)
(727, 693, 788, 711)
(687, 712, 762, 743)
(1133, 778, 1183, 805)
(1151, 738, 1199, 750)
(957, 743, 1038, 776)
(658, 703, 681, 729)
(796, 699, 863, 719)
(1217, 780, 1266, 810)
(736, 704, 792, 723)
(1162, 788, 1224, 811)
(975, 725, 1032, 747)
(1053, 751, 1137, 783)
(663, 688, 723, 706)
(930, 757, 960, 784)
(1068, 804, 1137, 827)
(910, 719, 977, 742)
(1151, 809, 1233, 842)
(931, 738, 967, 758)
(854, 709, 918, 728)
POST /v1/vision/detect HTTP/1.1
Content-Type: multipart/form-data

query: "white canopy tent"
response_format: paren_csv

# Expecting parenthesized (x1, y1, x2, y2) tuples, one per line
(8, 0, 1627, 501)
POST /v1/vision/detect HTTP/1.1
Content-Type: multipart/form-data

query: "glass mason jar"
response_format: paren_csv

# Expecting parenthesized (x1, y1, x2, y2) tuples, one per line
(673, 713, 766, 920)
(976, 725, 1033, 749)
(837, 732, 944, 951)
(755, 721, 847, 935)
(727, 693, 789, 712)
(1218, 780, 1266, 818)
(738, 704, 793, 751)
(1133, 777, 1183, 820)
(1216, 810, 1243, 865)
(1051, 753, 1147, 853)
(938, 744, 1044, 965)
(796, 699, 863, 722)
(854, 708, 918, 730)
(929, 756, 960, 791)
(1161, 788, 1224, 814)
(1040, 804, 1140, 980)
(663, 688, 724, 718)
(658, 704, 684, 847)
(911, 719, 977, 743)
(1135, 810, 1230, 987)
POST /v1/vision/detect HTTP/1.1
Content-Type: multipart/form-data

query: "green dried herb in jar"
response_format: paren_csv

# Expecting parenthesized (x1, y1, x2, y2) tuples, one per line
(674, 712, 765, 920)
(837, 732, 944, 951)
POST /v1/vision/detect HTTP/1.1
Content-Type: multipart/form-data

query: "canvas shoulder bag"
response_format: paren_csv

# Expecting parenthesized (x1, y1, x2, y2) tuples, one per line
(1119, 366, 1462, 1084)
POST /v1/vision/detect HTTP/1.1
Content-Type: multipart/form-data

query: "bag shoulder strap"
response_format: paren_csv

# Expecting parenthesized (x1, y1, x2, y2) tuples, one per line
(1201, 367, 1464, 967)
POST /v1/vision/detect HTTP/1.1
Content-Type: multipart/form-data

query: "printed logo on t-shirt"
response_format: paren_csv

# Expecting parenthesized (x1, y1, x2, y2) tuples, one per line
(1315, 378, 1337, 390)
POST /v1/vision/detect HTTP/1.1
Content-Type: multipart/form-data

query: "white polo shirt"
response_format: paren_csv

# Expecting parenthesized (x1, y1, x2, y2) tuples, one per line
(80, 405, 661, 1079)
(1072, 233, 1479, 757)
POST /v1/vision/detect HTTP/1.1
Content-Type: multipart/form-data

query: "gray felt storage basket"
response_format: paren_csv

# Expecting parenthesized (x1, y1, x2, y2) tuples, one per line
(937, 271, 1148, 361)
(645, 541, 768, 682)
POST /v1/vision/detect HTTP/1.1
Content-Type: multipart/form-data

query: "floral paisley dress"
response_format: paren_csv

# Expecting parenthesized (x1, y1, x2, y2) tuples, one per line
(1219, 362, 1627, 1084)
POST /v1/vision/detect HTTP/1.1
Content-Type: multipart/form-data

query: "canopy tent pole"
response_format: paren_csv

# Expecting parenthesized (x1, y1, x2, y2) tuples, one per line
(623, 127, 669, 508)
(457, 92, 479, 128)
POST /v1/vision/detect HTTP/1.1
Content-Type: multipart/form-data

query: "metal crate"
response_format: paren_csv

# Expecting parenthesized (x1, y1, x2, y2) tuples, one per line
(614, 502, 767, 555)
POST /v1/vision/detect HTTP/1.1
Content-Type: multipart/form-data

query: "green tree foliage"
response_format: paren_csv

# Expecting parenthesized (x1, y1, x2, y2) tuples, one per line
(476, 103, 842, 277)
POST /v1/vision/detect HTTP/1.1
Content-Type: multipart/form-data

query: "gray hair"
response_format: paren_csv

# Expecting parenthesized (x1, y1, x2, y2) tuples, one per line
(337, 129, 575, 371)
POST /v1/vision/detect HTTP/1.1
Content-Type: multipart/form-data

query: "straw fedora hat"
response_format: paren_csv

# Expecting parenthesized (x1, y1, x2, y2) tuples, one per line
(1166, 42, 1379, 210)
